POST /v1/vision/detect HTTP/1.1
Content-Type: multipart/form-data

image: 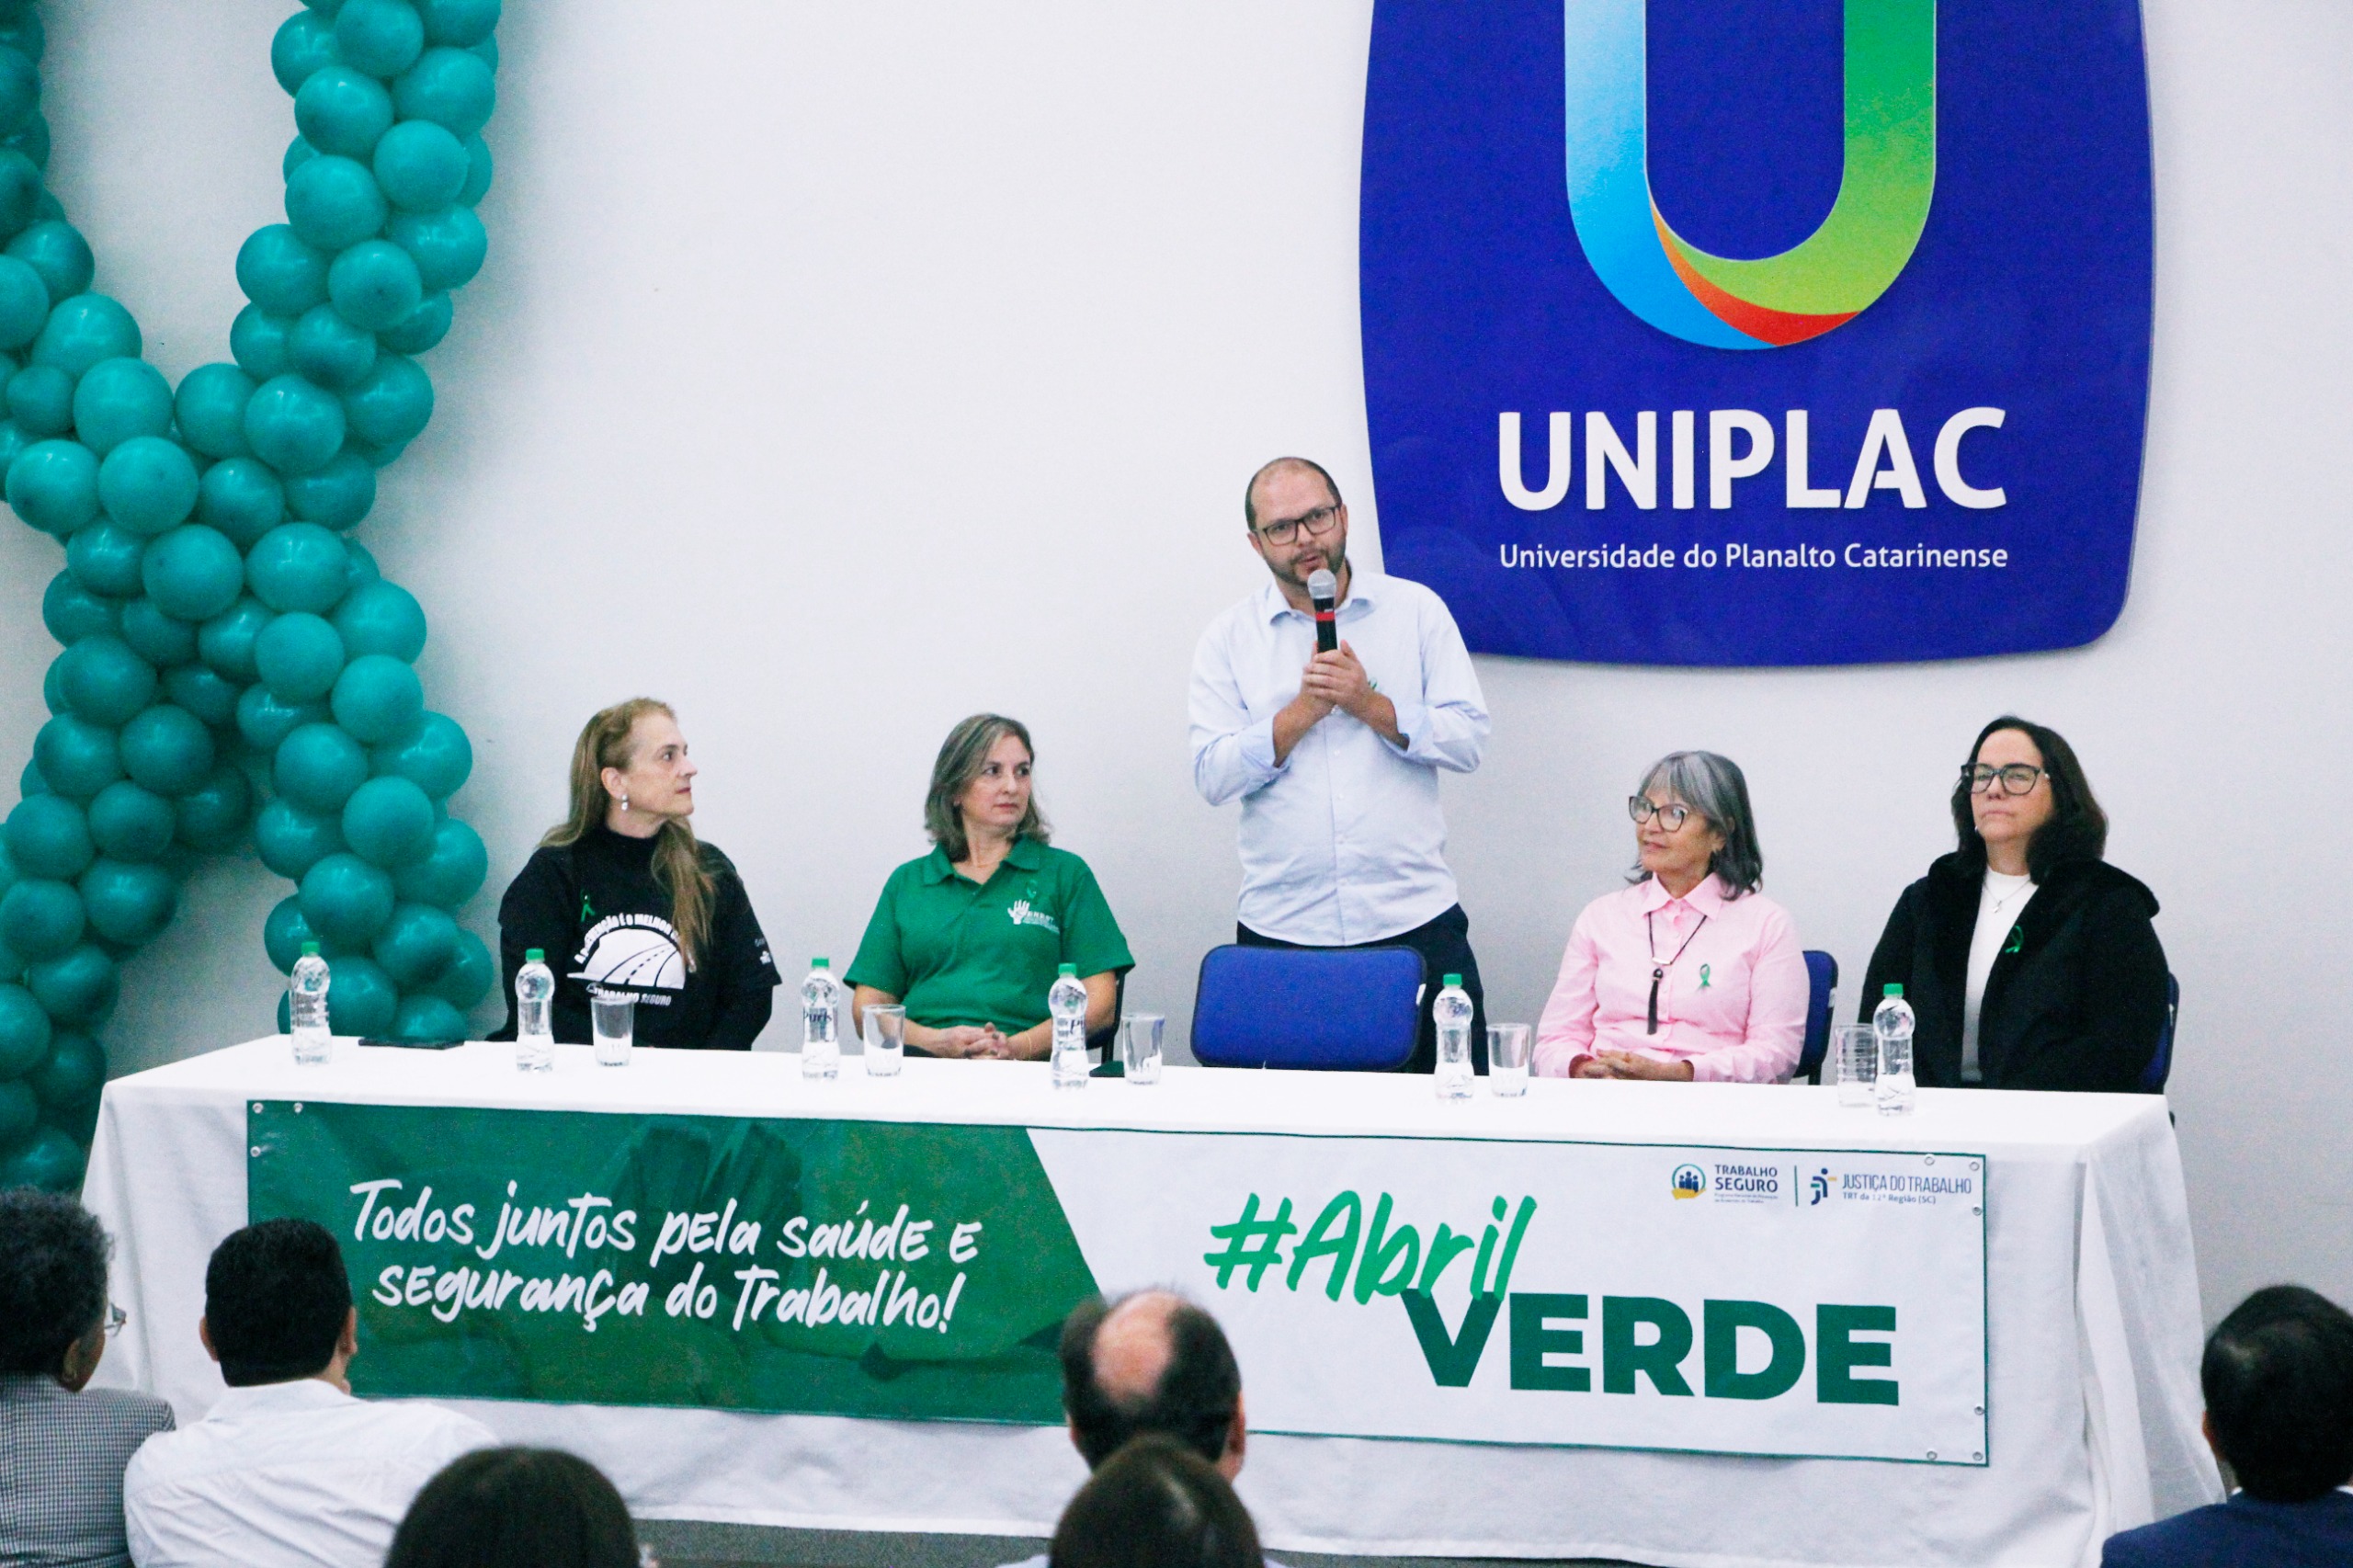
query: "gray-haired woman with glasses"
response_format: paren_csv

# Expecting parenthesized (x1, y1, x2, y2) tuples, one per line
(1859, 716, 2168, 1092)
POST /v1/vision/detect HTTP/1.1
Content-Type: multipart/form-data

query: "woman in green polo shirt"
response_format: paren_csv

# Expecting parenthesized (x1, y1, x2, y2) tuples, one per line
(849, 714, 1132, 1060)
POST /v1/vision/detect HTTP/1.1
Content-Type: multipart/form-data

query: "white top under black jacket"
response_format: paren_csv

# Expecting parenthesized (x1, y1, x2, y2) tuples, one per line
(495, 825, 779, 1050)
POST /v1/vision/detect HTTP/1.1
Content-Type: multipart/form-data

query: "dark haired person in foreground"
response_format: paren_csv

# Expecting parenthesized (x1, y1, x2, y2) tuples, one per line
(122, 1219, 494, 1568)
(387, 1448, 643, 1568)
(2101, 1285, 2353, 1565)
(0, 1189, 174, 1568)
(1049, 1435, 1265, 1568)
(1861, 716, 2169, 1090)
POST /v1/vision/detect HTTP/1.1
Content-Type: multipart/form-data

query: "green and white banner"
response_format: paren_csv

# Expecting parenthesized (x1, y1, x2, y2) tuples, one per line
(249, 1103, 1986, 1464)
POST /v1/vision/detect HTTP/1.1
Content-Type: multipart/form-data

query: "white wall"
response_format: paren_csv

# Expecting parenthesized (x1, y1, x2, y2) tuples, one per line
(3, 1, 2347, 1323)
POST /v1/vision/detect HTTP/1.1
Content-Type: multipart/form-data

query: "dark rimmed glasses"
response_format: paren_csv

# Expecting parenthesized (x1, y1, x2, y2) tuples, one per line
(1628, 796, 1694, 831)
(1255, 504, 1340, 547)
(1963, 763, 2046, 796)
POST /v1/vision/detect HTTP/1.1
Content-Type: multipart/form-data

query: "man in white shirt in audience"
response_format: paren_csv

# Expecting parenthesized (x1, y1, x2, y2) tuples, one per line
(1190, 455, 1493, 1073)
(123, 1218, 494, 1568)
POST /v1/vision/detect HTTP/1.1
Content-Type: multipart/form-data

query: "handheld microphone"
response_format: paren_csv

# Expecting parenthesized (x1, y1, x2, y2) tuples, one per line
(1307, 568, 1339, 653)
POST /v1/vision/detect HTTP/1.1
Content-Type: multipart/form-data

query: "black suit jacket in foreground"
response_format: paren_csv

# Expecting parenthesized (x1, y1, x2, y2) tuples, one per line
(1861, 851, 2168, 1093)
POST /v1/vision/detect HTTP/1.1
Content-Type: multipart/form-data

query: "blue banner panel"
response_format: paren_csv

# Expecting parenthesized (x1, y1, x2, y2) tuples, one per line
(1360, 0, 2154, 665)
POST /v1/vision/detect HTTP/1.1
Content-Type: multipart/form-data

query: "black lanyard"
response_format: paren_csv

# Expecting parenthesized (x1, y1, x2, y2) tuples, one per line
(1644, 909, 1709, 1035)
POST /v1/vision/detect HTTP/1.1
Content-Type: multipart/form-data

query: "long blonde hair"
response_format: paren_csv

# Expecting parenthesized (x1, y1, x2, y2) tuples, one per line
(542, 699, 718, 969)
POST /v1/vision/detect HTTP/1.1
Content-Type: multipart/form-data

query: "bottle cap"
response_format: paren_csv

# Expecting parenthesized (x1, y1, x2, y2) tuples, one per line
(1443, 973, 1462, 987)
(813, 957, 830, 969)
(1059, 963, 1077, 976)
(301, 941, 319, 957)
(526, 949, 544, 962)
(1883, 983, 1904, 998)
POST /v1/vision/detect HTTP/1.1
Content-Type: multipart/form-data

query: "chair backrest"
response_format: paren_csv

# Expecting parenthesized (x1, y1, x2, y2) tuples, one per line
(1795, 949, 1838, 1082)
(1189, 945, 1426, 1070)
(2140, 971, 2178, 1092)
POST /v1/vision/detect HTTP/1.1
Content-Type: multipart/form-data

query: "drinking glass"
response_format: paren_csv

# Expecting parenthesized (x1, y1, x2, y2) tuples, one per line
(591, 991, 635, 1067)
(862, 1004, 905, 1077)
(1833, 1023, 1876, 1107)
(1120, 1014, 1165, 1085)
(1486, 1023, 1532, 1096)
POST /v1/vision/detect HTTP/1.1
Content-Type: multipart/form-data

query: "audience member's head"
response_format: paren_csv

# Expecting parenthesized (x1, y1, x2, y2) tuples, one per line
(386, 1448, 642, 1568)
(2201, 1284, 2353, 1502)
(1049, 1435, 1262, 1568)
(0, 1188, 111, 1386)
(1060, 1290, 1245, 1477)
(202, 1218, 355, 1387)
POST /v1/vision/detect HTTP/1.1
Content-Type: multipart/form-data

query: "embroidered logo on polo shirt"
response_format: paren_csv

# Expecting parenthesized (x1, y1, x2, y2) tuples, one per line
(1006, 898, 1060, 934)
(574, 913, 688, 997)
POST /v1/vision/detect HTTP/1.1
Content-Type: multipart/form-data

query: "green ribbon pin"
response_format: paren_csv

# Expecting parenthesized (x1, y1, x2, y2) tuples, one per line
(1699, 963, 1712, 989)
(2004, 925, 2024, 955)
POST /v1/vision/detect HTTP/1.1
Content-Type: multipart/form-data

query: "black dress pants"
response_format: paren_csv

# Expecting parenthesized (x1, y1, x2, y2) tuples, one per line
(1236, 903, 1488, 1074)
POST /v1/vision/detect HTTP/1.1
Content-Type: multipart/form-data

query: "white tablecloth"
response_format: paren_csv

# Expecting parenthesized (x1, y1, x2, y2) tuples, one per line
(83, 1039, 2221, 1568)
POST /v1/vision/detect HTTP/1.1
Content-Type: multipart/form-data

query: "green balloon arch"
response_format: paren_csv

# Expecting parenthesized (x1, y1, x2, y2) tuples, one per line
(0, 0, 505, 1190)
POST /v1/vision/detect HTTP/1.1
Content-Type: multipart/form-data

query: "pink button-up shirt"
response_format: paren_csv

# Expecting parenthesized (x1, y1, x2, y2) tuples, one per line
(1534, 874, 1806, 1084)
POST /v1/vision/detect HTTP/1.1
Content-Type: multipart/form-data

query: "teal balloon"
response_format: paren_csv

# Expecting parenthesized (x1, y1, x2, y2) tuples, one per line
(55, 635, 155, 726)
(15, 760, 40, 800)
(390, 993, 466, 1042)
(78, 858, 176, 945)
(31, 715, 120, 800)
(30, 293, 141, 376)
(40, 656, 62, 716)
(460, 136, 491, 206)
(119, 704, 214, 796)
(330, 653, 423, 744)
(142, 525, 244, 621)
(0, 1127, 87, 1194)
(0, 146, 35, 237)
(28, 1031, 102, 1108)
(0, 982, 47, 1074)
(385, 205, 484, 292)
(324, 954, 398, 1036)
(369, 711, 469, 798)
(300, 852, 396, 948)
(198, 596, 272, 682)
(117, 598, 197, 667)
(5, 361, 67, 435)
(0, 880, 82, 960)
(0, 1081, 34, 1147)
(0, 416, 29, 477)
(391, 815, 484, 909)
(174, 363, 257, 460)
(327, 240, 423, 332)
(282, 448, 375, 529)
(287, 302, 376, 390)
(244, 374, 347, 474)
(336, 0, 425, 77)
(66, 520, 147, 597)
(342, 773, 435, 868)
(283, 136, 319, 181)
(373, 901, 457, 986)
(229, 305, 294, 381)
(40, 573, 117, 646)
(87, 780, 175, 862)
(342, 353, 431, 447)
(72, 358, 174, 455)
(162, 665, 240, 729)
(294, 64, 394, 157)
(344, 539, 381, 585)
(285, 154, 388, 252)
(392, 48, 494, 140)
(271, 10, 340, 96)
(234, 685, 326, 752)
(173, 761, 253, 853)
(265, 894, 318, 971)
(6, 438, 99, 535)
(256, 795, 345, 878)
(235, 223, 333, 315)
(0, 254, 44, 347)
(419, 0, 498, 50)
(248, 522, 352, 614)
(26, 944, 118, 1028)
(196, 457, 285, 546)
(97, 437, 199, 535)
(4, 794, 91, 880)
(0, 13, 42, 65)
(0, 47, 32, 139)
(372, 120, 467, 211)
(274, 720, 369, 812)
(376, 290, 449, 354)
(7, 221, 93, 304)
(330, 578, 425, 660)
(255, 610, 347, 703)
(429, 926, 492, 1007)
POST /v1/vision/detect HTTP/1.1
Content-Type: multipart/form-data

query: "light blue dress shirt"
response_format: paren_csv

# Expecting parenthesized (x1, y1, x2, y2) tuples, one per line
(1188, 568, 1488, 945)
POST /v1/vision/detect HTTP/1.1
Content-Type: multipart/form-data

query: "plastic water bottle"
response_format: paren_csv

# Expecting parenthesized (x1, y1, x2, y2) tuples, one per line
(516, 949, 554, 1074)
(1872, 983, 1916, 1116)
(1049, 963, 1090, 1091)
(801, 959, 840, 1080)
(1433, 973, 1474, 1101)
(290, 943, 331, 1066)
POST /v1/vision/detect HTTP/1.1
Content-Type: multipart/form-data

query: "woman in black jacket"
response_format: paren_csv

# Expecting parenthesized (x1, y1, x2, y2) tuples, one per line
(1860, 716, 2167, 1092)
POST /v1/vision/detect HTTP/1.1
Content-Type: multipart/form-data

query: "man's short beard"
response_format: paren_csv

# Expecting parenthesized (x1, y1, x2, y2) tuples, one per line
(1277, 540, 1346, 589)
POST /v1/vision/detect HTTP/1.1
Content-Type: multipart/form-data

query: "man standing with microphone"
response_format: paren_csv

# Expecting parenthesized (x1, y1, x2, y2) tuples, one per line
(1189, 456, 1492, 1073)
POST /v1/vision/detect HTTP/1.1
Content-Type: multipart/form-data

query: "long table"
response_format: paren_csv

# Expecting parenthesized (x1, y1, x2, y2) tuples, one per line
(82, 1039, 2220, 1568)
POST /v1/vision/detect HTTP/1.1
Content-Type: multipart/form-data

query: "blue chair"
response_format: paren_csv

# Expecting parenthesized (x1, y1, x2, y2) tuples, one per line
(2140, 972, 2178, 1092)
(1189, 945, 1426, 1070)
(1795, 950, 1838, 1084)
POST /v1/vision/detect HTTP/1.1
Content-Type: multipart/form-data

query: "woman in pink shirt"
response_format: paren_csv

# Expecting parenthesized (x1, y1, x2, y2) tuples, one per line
(1535, 752, 1806, 1083)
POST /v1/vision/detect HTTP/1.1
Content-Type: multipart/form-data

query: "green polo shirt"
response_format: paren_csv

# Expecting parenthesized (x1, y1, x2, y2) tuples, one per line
(847, 836, 1134, 1034)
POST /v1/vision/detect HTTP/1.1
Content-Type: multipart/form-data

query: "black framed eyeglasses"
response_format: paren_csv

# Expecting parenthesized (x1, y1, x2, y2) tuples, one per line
(1255, 505, 1340, 547)
(1628, 796, 1693, 831)
(105, 1303, 126, 1337)
(1963, 763, 2046, 796)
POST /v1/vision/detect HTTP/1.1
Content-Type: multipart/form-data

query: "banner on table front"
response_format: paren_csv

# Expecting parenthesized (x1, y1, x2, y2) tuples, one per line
(251, 1106, 1986, 1463)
